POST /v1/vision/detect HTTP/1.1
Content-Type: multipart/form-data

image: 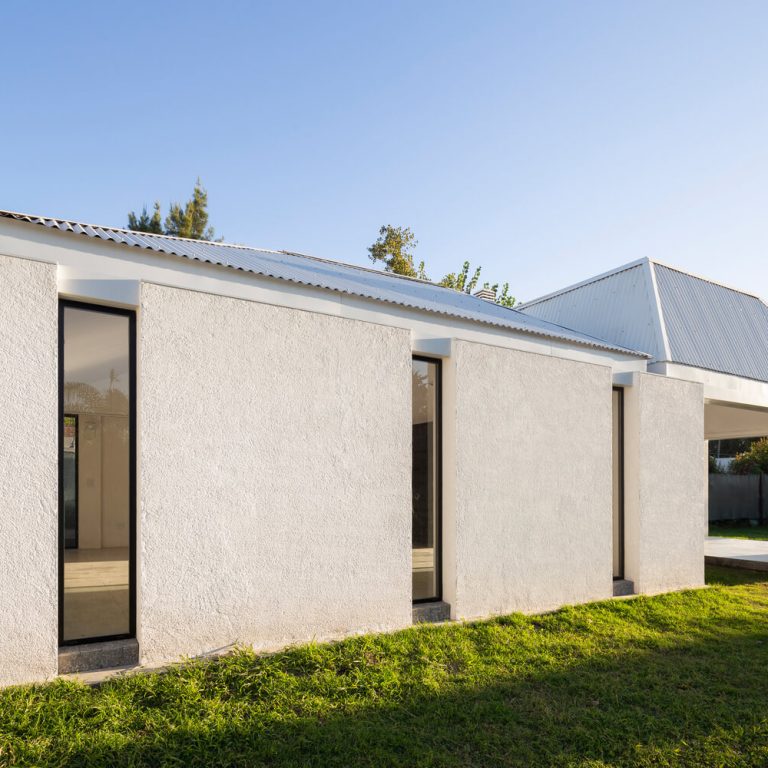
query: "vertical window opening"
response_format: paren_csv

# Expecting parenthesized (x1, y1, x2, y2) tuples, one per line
(59, 301, 136, 645)
(412, 357, 441, 602)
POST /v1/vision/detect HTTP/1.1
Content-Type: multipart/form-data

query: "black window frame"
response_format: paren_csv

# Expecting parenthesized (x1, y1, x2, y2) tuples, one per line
(58, 299, 137, 647)
(613, 386, 625, 581)
(412, 355, 443, 604)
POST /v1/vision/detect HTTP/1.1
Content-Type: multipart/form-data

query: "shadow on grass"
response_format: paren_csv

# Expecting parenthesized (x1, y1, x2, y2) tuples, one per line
(32, 620, 768, 768)
(706, 563, 768, 587)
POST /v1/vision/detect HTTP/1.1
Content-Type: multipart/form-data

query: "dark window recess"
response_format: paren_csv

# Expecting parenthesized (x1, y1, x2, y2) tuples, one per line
(412, 357, 442, 603)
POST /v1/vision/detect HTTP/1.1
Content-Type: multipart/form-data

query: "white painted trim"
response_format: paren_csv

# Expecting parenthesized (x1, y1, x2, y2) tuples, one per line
(646, 260, 672, 363)
(57, 275, 140, 308)
(658, 362, 768, 409)
(412, 337, 453, 358)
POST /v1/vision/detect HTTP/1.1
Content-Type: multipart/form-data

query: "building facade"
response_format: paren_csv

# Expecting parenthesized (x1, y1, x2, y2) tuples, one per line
(0, 213, 708, 686)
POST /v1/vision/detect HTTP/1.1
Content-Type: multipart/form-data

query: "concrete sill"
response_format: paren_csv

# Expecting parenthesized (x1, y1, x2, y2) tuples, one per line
(59, 638, 139, 675)
(413, 601, 451, 624)
(612, 579, 635, 597)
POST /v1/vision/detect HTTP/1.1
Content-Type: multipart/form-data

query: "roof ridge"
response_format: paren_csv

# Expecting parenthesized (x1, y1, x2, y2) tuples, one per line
(649, 259, 767, 305)
(517, 258, 649, 309)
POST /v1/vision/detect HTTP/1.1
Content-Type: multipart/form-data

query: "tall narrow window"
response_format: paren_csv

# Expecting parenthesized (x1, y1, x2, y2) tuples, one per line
(612, 387, 624, 580)
(60, 302, 135, 644)
(412, 357, 441, 602)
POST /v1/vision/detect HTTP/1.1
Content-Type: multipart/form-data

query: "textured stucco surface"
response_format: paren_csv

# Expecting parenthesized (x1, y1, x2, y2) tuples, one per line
(623, 373, 705, 594)
(451, 340, 614, 619)
(0, 255, 58, 685)
(139, 283, 412, 665)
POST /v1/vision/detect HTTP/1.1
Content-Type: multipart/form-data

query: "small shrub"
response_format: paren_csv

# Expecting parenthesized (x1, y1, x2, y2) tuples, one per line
(731, 437, 768, 475)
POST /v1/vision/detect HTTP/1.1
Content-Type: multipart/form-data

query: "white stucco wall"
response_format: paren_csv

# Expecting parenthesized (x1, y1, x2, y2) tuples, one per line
(623, 373, 705, 594)
(139, 282, 412, 665)
(447, 340, 614, 619)
(0, 255, 58, 686)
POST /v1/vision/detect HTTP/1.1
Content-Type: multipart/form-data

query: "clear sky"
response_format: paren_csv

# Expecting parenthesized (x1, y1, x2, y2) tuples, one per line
(3, 1, 767, 302)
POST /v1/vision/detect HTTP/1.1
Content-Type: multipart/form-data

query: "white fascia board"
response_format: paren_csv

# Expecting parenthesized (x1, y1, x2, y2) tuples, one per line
(655, 362, 768, 409)
(0, 217, 643, 371)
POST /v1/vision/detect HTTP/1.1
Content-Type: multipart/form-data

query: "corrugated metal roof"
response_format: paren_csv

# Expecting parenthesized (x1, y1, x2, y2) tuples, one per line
(654, 263, 768, 383)
(516, 261, 665, 361)
(518, 256, 768, 383)
(0, 210, 647, 357)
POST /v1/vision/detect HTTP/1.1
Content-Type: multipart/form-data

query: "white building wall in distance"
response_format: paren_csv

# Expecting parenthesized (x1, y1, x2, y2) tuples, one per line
(624, 373, 705, 594)
(452, 340, 614, 619)
(0, 254, 58, 686)
(139, 283, 412, 665)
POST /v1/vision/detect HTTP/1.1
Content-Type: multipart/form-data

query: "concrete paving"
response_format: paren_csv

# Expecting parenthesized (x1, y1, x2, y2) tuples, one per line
(705, 536, 768, 571)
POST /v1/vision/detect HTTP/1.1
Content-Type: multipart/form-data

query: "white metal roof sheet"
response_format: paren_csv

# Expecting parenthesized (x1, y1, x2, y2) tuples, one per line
(0, 210, 647, 357)
(654, 263, 768, 383)
(519, 257, 768, 383)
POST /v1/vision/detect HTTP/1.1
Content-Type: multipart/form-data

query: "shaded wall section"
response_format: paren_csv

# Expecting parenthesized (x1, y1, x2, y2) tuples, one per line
(624, 373, 705, 594)
(449, 340, 614, 619)
(139, 282, 412, 665)
(0, 254, 58, 685)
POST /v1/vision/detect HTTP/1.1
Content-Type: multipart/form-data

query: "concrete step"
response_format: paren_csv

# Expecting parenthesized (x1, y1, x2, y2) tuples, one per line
(413, 601, 451, 624)
(59, 638, 139, 675)
(612, 579, 635, 597)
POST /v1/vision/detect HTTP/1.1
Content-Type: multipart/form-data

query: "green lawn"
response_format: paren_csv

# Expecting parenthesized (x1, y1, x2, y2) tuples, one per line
(2, 567, 768, 767)
(709, 523, 768, 541)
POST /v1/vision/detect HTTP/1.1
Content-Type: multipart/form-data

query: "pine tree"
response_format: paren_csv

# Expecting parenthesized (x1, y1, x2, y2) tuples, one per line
(127, 180, 216, 240)
(127, 202, 163, 234)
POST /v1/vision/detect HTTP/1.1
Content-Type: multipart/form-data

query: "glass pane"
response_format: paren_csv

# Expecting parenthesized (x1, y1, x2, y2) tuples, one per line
(63, 416, 78, 549)
(412, 359, 439, 601)
(612, 390, 623, 579)
(62, 307, 131, 642)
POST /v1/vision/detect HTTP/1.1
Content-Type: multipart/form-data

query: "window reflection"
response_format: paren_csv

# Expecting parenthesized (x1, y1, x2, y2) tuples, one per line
(412, 358, 440, 601)
(62, 306, 132, 642)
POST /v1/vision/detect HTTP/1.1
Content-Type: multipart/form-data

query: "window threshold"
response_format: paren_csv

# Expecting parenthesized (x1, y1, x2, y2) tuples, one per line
(58, 638, 139, 675)
(412, 601, 451, 624)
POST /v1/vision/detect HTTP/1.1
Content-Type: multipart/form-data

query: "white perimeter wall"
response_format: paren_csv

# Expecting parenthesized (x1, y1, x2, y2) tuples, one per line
(0, 255, 58, 686)
(623, 373, 705, 594)
(446, 340, 614, 619)
(139, 282, 412, 664)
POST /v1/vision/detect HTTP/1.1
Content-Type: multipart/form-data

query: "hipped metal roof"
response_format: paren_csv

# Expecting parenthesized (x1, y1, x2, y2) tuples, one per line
(0, 210, 646, 357)
(519, 258, 768, 383)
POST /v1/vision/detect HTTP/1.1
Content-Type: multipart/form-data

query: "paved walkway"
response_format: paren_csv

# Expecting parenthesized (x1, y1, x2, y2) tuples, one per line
(706, 536, 768, 571)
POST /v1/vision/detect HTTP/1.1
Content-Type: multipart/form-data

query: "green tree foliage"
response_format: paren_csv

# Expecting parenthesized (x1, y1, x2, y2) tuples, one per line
(368, 225, 427, 279)
(440, 260, 516, 307)
(368, 227, 516, 307)
(127, 179, 216, 241)
(127, 202, 163, 234)
(730, 437, 768, 475)
(440, 261, 482, 294)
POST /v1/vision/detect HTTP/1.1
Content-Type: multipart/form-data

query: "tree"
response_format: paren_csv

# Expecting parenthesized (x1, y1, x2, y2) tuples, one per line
(368, 225, 427, 279)
(440, 261, 482, 295)
(127, 179, 216, 241)
(367, 227, 516, 306)
(730, 437, 768, 475)
(440, 260, 516, 307)
(127, 202, 163, 234)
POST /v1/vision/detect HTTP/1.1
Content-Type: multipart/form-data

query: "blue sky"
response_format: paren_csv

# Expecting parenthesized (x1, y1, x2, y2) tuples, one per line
(3, 1, 767, 301)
